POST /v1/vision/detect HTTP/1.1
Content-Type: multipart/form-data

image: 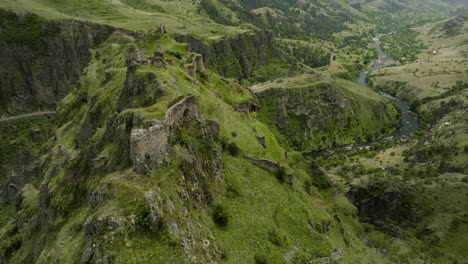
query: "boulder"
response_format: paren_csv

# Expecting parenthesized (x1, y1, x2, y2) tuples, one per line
(154, 46, 164, 59)
(147, 71, 157, 81)
(247, 158, 282, 174)
(257, 136, 266, 148)
(154, 57, 166, 68)
(235, 100, 260, 113)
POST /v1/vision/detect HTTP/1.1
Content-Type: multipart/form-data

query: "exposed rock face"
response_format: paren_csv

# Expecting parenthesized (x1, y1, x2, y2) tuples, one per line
(144, 189, 165, 232)
(0, 12, 118, 115)
(257, 136, 266, 148)
(175, 31, 277, 78)
(0, 119, 54, 204)
(0, 153, 36, 203)
(118, 50, 162, 111)
(185, 65, 195, 78)
(258, 85, 352, 132)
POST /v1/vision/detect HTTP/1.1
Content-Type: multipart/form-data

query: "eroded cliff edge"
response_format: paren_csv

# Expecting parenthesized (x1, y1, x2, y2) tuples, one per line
(0, 10, 119, 115)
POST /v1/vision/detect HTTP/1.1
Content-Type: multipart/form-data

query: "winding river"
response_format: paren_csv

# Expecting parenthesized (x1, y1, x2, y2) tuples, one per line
(304, 35, 419, 157)
(358, 35, 418, 141)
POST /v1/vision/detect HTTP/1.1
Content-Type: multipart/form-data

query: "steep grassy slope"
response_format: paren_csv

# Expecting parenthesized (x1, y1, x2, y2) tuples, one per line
(1, 0, 464, 40)
(0, 25, 403, 263)
(0, 1, 467, 263)
(0, 0, 246, 38)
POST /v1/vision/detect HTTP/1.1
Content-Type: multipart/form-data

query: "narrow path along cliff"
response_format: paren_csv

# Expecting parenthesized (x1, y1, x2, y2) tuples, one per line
(0, 111, 56, 123)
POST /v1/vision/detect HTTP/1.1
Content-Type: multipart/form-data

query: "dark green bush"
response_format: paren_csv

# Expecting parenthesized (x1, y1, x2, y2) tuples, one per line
(224, 142, 240, 157)
(133, 200, 151, 229)
(275, 166, 287, 183)
(0, 224, 22, 260)
(304, 179, 313, 194)
(254, 254, 268, 264)
(0, 9, 58, 49)
(268, 229, 286, 246)
(213, 204, 229, 228)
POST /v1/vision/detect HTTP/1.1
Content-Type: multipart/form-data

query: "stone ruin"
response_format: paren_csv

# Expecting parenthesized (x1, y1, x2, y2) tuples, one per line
(194, 55, 205, 72)
(127, 46, 150, 69)
(153, 45, 166, 68)
(159, 24, 167, 35)
(185, 54, 205, 78)
(234, 100, 260, 113)
(186, 65, 196, 78)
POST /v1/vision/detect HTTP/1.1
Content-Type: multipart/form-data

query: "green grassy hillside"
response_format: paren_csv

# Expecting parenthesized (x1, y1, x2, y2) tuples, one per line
(369, 8, 468, 103)
(0, 0, 464, 40)
(0, 29, 401, 264)
(0, 1, 467, 263)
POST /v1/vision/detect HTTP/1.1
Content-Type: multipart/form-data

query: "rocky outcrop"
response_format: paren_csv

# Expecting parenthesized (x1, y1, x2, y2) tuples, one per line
(247, 158, 282, 174)
(127, 46, 150, 66)
(0, 11, 120, 115)
(174, 31, 277, 78)
(257, 136, 266, 148)
(117, 47, 162, 111)
(152, 46, 166, 68)
(0, 153, 36, 203)
(0, 118, 54, 204)
(235, 100, 260, 113)
(184, 54, 206, 78)
(346, 181, 422, 226)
